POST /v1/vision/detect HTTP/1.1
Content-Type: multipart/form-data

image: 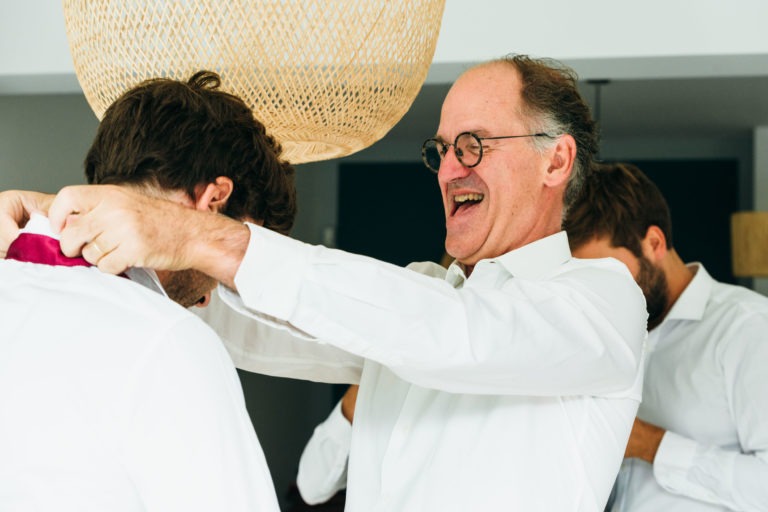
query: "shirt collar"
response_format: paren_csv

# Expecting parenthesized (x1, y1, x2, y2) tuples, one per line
(444, 231, 571, 286)
(124, 267, 168, 298)
(659, 262, 712, 323)
(19, 212, 60, 239)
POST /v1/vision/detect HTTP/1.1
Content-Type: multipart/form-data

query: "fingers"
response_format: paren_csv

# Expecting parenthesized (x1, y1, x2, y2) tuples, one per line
(81, 238, 107, 265)
(57, 211, 102, 260)
(51, 185, 133, 274)
(51, 185, 159, 274)
(94, 246, 130, 275)
(61, 220, 130, 275)
(48, 183, 221, 276)
(49, 184, 119, 233)
(19, 191, 55, 218)
(0, 190, 37, 257)
(0, 217, 21, 258)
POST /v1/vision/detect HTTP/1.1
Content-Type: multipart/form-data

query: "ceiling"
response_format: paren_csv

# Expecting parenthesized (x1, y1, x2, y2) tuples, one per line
(384, 75, 768, 145)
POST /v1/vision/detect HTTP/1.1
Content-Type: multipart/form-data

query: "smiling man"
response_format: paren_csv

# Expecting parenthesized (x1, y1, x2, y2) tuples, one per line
(2, 55, 646, 511)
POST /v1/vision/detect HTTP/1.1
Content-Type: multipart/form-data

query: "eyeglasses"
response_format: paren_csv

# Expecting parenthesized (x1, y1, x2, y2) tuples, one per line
(421, 131, 555, 173)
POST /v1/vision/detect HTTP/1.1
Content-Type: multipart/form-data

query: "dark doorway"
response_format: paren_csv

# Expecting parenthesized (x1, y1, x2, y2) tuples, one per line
(337, 162, 446, 267)
(628, 159, 739, 284)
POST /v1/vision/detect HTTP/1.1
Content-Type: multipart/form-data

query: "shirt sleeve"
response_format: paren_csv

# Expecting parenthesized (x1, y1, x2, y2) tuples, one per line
(653, 433, 768, 511)
(231, 224, 645, 397)
(197, 287, 364, 384)
(653, 313, 768, 512)
(296, 401, 351, 505)
(115, 315, 280, 512)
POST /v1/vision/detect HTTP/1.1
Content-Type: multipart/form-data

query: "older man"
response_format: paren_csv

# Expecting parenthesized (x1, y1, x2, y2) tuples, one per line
(2, 55, 646, 511)
(564, 162, 768, 512)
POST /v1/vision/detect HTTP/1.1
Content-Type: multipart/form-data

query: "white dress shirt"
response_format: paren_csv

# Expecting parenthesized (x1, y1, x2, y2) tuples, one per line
(0, 216, 279, 512)
(610, 264, 768, 512)
(203, 224, 647, 512)
(296, 400, 351, 505)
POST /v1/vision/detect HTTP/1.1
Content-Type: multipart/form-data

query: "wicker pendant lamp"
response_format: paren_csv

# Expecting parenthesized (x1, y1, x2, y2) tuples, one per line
(63, 0, 445, 163)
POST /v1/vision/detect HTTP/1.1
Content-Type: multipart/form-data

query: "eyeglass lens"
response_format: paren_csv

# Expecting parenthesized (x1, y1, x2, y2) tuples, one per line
(422, 133, 482, 173)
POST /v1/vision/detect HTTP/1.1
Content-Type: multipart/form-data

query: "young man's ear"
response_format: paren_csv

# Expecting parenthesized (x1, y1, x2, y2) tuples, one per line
(641, 225, 668, 263)
(543, 134, 577, 188)
(194, 177, 234, 213)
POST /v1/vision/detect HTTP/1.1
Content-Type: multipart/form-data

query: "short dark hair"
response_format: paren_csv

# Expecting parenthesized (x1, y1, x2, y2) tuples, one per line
(494, 55, 598, 213)
(563, 162, 674, 257)
(84, 71, 296, 235)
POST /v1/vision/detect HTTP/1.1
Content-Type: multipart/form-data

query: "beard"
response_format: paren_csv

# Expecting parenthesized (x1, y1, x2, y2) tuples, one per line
(161, 269, 217, 308)
(637, 256, 668, 330)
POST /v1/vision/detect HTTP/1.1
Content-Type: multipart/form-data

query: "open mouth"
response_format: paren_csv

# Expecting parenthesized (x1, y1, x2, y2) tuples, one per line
(452, 193, 484, 216)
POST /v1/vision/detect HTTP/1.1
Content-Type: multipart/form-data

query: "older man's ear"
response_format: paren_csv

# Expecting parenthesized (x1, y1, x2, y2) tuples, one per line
(543, 134, 577, 189)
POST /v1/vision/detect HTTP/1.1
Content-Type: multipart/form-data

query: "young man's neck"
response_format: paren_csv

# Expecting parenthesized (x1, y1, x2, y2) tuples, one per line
(658, 249, 695, 324)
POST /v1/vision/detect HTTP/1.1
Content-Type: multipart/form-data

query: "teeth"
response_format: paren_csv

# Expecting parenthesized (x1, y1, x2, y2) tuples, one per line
(454, 193, 484, 203)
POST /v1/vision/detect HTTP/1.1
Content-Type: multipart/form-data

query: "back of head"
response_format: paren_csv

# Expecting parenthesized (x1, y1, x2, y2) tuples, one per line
(84, 71, 297, 235)
(491, 55, 598, 212)
(564, 162, 674, 257)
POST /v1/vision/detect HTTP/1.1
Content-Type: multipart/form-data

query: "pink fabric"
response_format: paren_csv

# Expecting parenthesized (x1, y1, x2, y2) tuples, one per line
(6, 233, 91, 268)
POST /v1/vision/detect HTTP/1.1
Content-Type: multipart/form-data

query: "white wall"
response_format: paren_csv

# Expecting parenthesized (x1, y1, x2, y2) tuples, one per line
(0, 94, 96, 191)
(435, 0, 768, 62)
(4, 0, 768, 93)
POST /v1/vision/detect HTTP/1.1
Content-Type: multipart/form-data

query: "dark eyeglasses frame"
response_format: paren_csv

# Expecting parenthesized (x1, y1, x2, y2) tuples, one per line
(421, 131, 556, 173)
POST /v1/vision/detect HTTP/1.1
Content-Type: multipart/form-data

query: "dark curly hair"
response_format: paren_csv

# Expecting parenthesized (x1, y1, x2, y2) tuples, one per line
(493, 55, 598, 215)
(84, 71, 296, 235)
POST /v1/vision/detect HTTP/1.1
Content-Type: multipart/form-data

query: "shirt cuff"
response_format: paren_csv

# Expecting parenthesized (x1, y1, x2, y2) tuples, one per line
(233, 223, 311, 321)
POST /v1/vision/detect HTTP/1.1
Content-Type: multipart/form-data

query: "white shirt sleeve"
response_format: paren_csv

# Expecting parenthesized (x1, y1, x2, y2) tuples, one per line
(296, 401, 351, 505)
(654, 433, 768, 511)
(653, 315, 768, 512)
(115, 315, 280, 512)
(197, 287, 364, 384)
(230, 224, 645, 396)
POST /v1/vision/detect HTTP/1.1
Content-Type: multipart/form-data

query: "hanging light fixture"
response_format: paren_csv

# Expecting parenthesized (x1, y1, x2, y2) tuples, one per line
(63, 0, 445, 164)
(586, 78, 609, 160)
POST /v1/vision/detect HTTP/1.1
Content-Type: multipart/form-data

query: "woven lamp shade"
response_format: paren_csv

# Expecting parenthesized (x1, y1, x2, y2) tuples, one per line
(63, 0, 445, 164)
(731, 212, 768, 277)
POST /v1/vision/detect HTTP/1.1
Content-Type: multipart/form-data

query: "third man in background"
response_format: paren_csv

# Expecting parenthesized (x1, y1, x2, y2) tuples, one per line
(564, 162, 768, 512)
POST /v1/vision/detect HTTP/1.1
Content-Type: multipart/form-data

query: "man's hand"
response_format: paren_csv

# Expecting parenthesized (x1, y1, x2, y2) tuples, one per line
(0, 190, 54, 257)
(49, 185, 250, 288)
(625, 417, 666, 464)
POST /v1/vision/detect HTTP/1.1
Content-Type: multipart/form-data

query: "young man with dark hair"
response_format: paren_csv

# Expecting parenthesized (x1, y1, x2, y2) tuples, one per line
(564, 162, 768, 511)
(0, 71, 296, 511)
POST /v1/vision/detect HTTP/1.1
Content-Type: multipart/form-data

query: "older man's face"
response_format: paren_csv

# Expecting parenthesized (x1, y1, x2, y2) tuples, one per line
(435, 63, 555, 267)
